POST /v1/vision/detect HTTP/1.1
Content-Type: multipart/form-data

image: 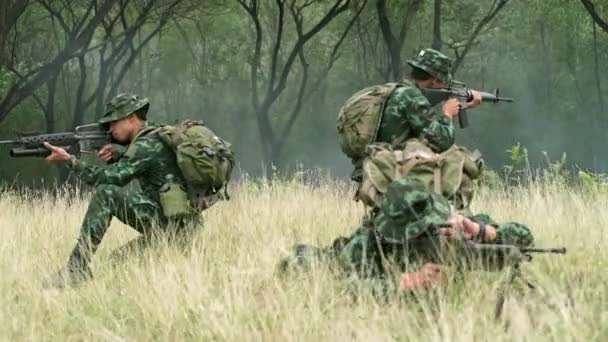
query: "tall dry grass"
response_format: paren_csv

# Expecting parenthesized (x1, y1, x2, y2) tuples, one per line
(0, 176, 606, 341)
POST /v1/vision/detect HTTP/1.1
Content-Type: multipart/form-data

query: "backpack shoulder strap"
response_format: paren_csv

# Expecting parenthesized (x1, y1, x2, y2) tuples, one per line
(134, 126, 159, 140)
(371, 82, 400, 143)
(125, 126, 162, 158)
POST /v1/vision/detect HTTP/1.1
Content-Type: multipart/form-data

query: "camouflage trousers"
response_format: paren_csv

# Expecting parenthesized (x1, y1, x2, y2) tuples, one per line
(77, 184, 199, 262)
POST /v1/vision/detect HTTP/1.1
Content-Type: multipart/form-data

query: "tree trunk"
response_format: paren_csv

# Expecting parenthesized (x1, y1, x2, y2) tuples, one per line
(45, 73, 59, 133)
(593, 22, 604, 114)
(238, 0, 353, 166)
(376, 0, 401, 80)
(432, 0, 442, 50)
(539, 20, 552, 107)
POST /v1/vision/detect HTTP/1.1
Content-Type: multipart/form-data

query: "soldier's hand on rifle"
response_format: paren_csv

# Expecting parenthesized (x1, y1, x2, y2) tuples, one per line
(97, 144, 114, 162)
(442, 98, 461, 119)
(440, 214, 497, 241)
(466, 90, 482, 108)
(399, 263, 447, 290)
(43, 142, 71, 163)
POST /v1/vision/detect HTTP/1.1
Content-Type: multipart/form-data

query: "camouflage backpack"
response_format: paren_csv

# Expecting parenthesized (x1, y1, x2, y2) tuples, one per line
(336, 83, 399, 160)
(156, 120, 234, 210)
(358, 138, 483, 211)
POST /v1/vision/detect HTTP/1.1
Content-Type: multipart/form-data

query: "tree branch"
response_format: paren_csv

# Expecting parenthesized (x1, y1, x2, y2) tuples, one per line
(267, 0, 285, 97)
(451, 0, 510, 73)
(0, 0, 118, 123)
(580, 0, 608, 33)
(269, 0, 350, 103)
(238, 0, 262, 110)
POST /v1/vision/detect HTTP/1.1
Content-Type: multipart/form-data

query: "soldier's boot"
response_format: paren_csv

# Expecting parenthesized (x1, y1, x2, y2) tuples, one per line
(43, 242, 94, 289)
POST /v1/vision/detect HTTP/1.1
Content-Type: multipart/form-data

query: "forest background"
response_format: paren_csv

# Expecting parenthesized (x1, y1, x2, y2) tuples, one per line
(1, 0, 607, 186)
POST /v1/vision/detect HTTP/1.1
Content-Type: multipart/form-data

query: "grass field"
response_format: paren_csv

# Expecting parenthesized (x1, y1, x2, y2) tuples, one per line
(0, 176, 606, 341)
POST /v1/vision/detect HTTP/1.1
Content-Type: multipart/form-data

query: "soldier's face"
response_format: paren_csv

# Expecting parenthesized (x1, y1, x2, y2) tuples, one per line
(417, 78, 446, 89)
(109, 115, 136, 143)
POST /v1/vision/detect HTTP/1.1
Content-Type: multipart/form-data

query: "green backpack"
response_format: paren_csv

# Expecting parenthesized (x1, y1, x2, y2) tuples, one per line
(358, 139, 483, 211)
(156, 120, 234, 210)
(336, 83, 399, 160)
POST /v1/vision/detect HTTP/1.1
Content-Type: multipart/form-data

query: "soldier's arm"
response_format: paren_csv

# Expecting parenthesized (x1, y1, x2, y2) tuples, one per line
(395, 87, 455, 152)
(494, 222, 534, 247)
(70, 139, 157, 186)
(468, 214, 534, 247)
(107, 145, 126, 164)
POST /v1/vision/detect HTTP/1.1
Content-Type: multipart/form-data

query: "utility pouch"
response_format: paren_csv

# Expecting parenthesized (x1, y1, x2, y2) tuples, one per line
(159, 174, 192, 218)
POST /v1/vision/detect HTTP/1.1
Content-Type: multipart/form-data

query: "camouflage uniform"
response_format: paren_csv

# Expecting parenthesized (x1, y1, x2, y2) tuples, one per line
(279, 178, 534, 284)
(352, 49, 455, 182)
(46, 94, 197, 288)
(377, 49, 455, 152)
(72, 123, 193, 248)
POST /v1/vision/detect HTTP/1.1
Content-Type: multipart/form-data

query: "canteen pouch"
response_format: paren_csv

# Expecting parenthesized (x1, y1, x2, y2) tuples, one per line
(159, 175, 193, 218)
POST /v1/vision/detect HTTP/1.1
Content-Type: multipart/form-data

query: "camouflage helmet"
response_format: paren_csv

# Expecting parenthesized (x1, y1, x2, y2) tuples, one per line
(407, 48, 453, 82)
(374, 177, 451, 244)
(98, 93, 150, 124)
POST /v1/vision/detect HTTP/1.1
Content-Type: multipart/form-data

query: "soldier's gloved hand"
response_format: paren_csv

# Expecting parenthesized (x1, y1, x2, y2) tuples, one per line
(97, 144, 114, 162)
(43, 142, 71, 162)
(442, 98, 461, 119)
(466, 90, 482, 108)
(399, 263, 447, 290)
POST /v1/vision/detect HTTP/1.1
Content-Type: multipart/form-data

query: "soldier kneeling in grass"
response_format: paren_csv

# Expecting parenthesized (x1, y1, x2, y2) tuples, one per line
(43, 93, 233, 288)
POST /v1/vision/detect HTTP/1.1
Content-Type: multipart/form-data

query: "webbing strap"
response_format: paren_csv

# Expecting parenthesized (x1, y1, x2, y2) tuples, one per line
(433, 167, 442, 194)
(371, 83, 400, 144)
(395, 147, 444, 195)
(396, 157, 422, 178)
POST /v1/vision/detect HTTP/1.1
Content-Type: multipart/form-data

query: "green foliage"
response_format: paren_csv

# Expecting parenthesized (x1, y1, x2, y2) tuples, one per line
(541, 151, 569, 188)
(578, 170, 599, 192)
(543, 150, 568, 175)
(577, 170, 608, 194)
(507, 142, 529, 169)
(478, 167, 501, 189)
(503, 142, 530, 184)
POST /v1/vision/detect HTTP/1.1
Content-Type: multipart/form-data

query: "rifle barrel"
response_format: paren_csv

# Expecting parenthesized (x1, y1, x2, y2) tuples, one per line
(0, 140, 17, 145)
(466, 242, 566, 254)
(522, 247, 567, 254)
(478, 92, 514, 103)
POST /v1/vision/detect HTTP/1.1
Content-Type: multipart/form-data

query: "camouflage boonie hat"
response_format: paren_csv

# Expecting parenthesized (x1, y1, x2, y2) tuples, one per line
(98, 93, 150, 124)
(407, 48, 453, 82)
(374, 177, 451, 244)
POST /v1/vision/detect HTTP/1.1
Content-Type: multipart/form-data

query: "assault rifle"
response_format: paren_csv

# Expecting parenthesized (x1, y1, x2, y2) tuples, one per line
(463, 241, 567, 320)
(420, 81, 514, 128)
(0, 124, 110, 157)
